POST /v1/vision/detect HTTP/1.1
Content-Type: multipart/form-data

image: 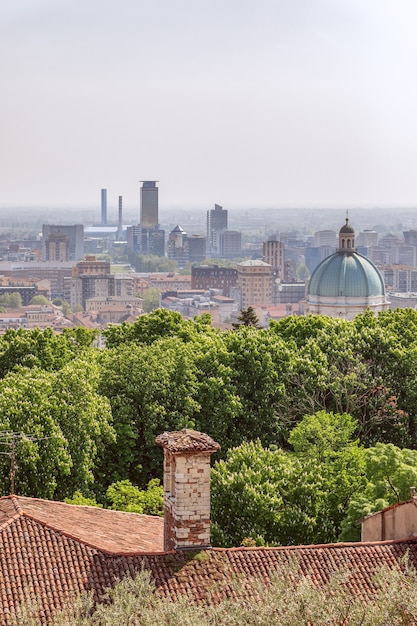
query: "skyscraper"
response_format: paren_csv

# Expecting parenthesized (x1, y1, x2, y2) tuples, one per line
(140, 181, 159, 229)
(138, 181, 164, 256)
(207, 204, 228, 256)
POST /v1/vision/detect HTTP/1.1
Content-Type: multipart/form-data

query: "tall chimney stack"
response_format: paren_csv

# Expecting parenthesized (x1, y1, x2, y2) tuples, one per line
(156, 429, 220, 552)
(101, 189, 107, 225)
(118, 196, 123, 240)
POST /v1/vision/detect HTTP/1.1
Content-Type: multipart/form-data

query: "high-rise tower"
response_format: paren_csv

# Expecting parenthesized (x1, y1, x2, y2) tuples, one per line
(140, 181, 159, 229)
(207, 204, 228, 257)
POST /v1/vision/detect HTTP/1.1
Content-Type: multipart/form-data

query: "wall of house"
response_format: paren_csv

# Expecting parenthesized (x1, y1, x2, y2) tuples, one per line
(362, 501, 417, 541)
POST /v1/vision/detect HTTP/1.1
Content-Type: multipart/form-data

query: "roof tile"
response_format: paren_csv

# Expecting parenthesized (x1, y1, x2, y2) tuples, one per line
(1, 496, 417, 624)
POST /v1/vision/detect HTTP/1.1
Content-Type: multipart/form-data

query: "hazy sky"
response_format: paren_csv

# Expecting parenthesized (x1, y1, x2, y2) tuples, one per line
(2, 0, 417, 212)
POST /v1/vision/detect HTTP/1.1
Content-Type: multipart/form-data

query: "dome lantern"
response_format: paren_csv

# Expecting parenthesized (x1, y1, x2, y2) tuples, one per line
(338, 218, 355, 253)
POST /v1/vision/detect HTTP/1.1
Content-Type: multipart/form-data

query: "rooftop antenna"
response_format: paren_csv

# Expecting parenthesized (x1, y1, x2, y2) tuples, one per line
(0, 431, 51, 495)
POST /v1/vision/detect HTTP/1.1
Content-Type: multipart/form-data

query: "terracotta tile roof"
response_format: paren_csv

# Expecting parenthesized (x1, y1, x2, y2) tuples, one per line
(0, 496, 163, 553)
(156, 429, 221, 453)
(1, 495, 417, 624)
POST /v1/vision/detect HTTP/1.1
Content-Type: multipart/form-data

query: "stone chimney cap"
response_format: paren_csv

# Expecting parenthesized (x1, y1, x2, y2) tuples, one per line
(156, 429, 220, 454)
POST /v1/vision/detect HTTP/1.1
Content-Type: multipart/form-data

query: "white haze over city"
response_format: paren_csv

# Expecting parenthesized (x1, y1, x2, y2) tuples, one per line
(1, 0, 417, 211)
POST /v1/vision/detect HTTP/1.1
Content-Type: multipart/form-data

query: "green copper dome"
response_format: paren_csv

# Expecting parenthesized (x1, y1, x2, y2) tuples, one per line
(308, 251, 386, 298)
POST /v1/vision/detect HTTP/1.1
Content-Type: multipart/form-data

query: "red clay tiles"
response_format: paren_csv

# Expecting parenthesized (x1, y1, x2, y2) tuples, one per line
(1, 495, 417, 624)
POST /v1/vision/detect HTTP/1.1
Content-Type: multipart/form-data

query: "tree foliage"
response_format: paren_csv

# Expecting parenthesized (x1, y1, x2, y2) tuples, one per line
(106, 478, 163, 515)
(3, 307, 417, 544)
(232, 306, 261, 329)
(211, 411, 366, 547)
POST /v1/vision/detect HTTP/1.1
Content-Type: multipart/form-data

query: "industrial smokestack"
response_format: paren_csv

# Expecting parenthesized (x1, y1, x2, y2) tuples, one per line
(101, 189, 107, 225)
(118, 196, 123, 240)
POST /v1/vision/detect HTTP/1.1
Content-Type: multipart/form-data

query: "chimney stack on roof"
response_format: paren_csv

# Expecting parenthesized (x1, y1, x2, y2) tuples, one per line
(156, 429, 220, 552)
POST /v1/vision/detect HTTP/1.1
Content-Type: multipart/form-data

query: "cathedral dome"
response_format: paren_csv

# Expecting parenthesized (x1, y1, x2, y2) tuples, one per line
(308, 252, 386, 299)
(305, 218, 389, 320)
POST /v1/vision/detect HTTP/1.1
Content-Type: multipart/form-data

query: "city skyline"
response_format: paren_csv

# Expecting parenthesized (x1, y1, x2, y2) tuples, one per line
(2, 1, 417, 210)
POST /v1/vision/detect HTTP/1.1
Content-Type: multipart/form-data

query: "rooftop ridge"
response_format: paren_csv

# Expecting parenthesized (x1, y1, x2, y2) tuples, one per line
(0, 495, 23, 532)
(210, 536, 417, 553)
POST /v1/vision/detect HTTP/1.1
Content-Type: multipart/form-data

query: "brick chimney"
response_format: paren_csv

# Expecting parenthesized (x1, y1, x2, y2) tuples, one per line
(156, 429, 220, 551)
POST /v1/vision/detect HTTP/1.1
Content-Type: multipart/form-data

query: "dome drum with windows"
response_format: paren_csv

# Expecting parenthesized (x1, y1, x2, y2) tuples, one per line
(305, 218, 389, 320)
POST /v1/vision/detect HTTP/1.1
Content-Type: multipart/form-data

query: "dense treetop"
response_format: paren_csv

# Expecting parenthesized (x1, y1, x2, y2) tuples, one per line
(2, 308, 417, 545)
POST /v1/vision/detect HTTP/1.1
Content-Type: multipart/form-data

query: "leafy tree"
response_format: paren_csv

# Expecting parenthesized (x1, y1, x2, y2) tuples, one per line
(212, 411, 365, 547)
(98, 339, 199, 485)
(13, 559, 417, 625)
(106, 478, 163, 515)
(64, 491, 103, 507)
(104, 309, 189, 348)
(29, 295, 50, 305)
(0, 368, 72, 498)
(53, 298, 71, 315)
(128, 252, 177, 273)
(0, 327, 97, 378)
(141, 288, 161, 313)
(0, 358, 114, 500)
(0, 292, 22, 308)
(222, 328, 288, 446)
(295, 262, 310, 280)
(340, 443, 417, 541)
(232, 306, 261, 329)
(51, 356, 115, 500)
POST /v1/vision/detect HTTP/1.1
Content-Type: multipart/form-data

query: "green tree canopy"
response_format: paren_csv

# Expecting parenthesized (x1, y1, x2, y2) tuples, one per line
(0, 358, 114, 500)
(232, 306, 261, 329)
(211, 411, 365, 547)
(29, 295, 50, 305)
(141, 288, 161, 313)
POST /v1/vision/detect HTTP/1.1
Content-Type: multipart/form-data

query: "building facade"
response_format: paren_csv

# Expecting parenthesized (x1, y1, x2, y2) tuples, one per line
(207, 204, 228, 256)
(219, 230, 242, 258)
(140, 181, 159, 229)
(65, 256, 133, 310)
(236, 260, 272, 309)
(42, 225, 84, 261)
(191, 265, 238, 297)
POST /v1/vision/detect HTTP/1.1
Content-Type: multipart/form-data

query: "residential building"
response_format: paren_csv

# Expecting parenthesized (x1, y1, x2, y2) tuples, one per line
(313, 230, 337, 247)
(362, 489, 417, 542)
(65, 256, 133, 310)
(0, 261, 74, 299)
(191, 265, 237, 297)
(236, 259, 272, 309)
(263, 238, 285, 303)
(404, 230, 417, 246)
(127, 181, 165, 256)
(42, 224, 84, 261)
(140, 227, 165, 256)
(356, 229, 379, 247)
(187, 234, 206, 263)
(219, 230, 241, 258)
(167, 226, 189, 266)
